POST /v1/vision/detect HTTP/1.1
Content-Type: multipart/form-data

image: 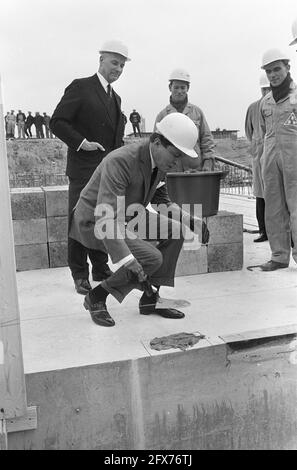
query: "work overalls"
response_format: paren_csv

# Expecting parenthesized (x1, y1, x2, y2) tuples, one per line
(260, 82, 297, 264)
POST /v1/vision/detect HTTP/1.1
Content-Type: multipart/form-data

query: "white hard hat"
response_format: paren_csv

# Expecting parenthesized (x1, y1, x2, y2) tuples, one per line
(261, 48, 290, 68)
(289, 18, 297, 46)
(156, 113, 198, 158)
(259, 72, 270, 88)
(169, 68, 191, 83)
(99, 40, 131, 61)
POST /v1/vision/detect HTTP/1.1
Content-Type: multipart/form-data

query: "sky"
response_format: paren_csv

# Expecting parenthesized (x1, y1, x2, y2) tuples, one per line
(0, 0, 297, 136)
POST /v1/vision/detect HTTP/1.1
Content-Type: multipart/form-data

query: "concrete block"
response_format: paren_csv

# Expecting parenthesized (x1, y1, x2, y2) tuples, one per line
(43, 185, 68, 217)
(10, 188, 46, 220)
(15, 244, 49, 271)
(207, 242, 243, 273)
(47, 217, 68, 242)
(48, 242, 68, 268)
(13, 219, 47, 246)
(206, 211, 243, 245)
(176, 245, 208, 276)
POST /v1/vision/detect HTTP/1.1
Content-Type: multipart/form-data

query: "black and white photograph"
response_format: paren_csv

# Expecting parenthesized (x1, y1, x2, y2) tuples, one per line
(0, 0, 297, 452)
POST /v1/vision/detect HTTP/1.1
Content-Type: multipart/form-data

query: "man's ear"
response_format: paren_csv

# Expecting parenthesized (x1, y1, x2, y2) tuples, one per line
(168, 83, 172, 92)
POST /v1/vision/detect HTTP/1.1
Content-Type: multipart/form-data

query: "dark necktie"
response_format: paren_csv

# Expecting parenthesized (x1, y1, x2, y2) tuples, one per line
(150, 167, 158, 189)
(107, 84, 112, 98)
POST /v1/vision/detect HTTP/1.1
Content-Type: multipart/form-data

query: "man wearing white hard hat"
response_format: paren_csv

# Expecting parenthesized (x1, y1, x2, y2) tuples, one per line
(154, 68, 216, 171)
(245, 73, 271, 243)
(50, 40, 130, 295)
(69, 113, 209, 327)
(258, 48, 297, 271)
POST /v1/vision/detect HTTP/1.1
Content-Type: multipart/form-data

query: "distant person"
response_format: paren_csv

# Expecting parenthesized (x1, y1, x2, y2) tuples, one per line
(34, 112, 44, 138)
(259, 48, 297, 271)
(154, 68, 216, 172)
(25, 111, 34, 138)
(245, 73, 270, 243)
(50, 40, 129, 295)
(43, 112, 53, 138)
(129, 109, 141, 137)
(16, 110, 26, 139)
(6, 110, 16, 139)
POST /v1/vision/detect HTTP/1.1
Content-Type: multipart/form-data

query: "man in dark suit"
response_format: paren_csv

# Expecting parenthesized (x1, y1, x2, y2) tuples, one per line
(69, 113, 210, 327)
(50, 40, 130, 295)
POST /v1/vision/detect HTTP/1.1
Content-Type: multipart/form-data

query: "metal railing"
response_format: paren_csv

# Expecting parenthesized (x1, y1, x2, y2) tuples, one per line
(9, 173, 68, 188)
(8, 157, 253, 197)
(215, 156, 253, 197)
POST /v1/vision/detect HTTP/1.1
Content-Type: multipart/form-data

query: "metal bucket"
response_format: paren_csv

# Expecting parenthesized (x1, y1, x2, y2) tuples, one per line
(166, 171, 227, 217)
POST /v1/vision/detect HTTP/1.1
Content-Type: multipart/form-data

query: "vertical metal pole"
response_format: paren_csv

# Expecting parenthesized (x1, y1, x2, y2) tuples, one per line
(0, 75, 27, 419)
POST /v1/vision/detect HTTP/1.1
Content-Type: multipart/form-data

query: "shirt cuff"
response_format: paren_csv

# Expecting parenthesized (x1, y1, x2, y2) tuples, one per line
(77, 138, 86, 152)
(113, 254, 135, 271)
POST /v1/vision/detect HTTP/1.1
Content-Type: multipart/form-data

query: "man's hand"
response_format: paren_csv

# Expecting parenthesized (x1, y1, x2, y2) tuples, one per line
(189, 216, 210, 244)
(201, 158, 214, 172)
(81, 140, 105, 152)
(125, 258, 147, 283)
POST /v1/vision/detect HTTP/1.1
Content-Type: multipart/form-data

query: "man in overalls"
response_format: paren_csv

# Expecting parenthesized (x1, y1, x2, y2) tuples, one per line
(259, 48, 297, 271)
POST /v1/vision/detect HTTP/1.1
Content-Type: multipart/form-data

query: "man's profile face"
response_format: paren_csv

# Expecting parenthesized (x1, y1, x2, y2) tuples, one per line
(264, 60, 289, 87)
(152, 138, 181, 173)
(99, 53, 126, 83)
(169, 80, 189, 102)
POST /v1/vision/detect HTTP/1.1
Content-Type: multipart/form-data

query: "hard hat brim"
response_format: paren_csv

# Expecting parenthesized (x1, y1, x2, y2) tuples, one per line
(289, 37, 297, 46)
(175, 145, 198, 158)
(99, 50, 131, 61)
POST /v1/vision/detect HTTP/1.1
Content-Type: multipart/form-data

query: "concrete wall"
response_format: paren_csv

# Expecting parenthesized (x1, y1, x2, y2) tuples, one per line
(7, 330, 297, 450)
(10, 187, 243, 274)
(11, 186, 68, 271)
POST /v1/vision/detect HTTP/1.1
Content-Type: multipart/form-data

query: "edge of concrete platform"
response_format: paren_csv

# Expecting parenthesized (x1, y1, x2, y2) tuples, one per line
(10, 322, 297, 450)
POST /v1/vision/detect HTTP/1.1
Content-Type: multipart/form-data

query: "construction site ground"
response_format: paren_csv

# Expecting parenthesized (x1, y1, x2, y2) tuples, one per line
(16, 194, 297, 375)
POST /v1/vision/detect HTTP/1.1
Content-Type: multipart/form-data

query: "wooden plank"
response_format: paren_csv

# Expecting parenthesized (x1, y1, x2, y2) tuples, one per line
(6, 406, 37, 434)
(0, 75, 27, 419)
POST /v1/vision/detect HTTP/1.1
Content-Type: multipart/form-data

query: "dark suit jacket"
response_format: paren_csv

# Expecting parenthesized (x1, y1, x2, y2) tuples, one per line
(50, 74, 125, 180)
(69, 141, 176, 263)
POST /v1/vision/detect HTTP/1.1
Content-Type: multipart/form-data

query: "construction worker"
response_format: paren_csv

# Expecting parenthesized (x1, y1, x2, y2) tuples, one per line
(16, 110, 26, 139)
(289, 17, 297, 48)
(259, 48, 297, 271)
(69, 113, 209, 327)
(154, 68, 216, 172)
(6, 110, 16, 139)
(245, 73, 271, 243)
(129, 109, 142, 137)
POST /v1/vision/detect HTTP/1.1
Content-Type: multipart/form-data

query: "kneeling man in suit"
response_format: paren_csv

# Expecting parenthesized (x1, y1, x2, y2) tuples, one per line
(69, 113, 209, 326)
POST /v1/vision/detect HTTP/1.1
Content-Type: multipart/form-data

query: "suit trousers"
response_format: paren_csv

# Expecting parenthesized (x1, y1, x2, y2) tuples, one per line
(256, 197, 266, 235)
(68, 177, 109, 280)
(101, 212, 184, 303)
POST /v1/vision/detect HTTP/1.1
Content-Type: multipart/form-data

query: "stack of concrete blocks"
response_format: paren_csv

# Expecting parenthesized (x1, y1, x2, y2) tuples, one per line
(11, 186, 243, 274)
(175, 211, 243, 275)
(11, 186, 68, 271)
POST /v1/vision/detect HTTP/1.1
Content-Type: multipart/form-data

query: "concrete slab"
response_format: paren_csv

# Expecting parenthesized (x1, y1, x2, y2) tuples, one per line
(16, 230, 297, 375)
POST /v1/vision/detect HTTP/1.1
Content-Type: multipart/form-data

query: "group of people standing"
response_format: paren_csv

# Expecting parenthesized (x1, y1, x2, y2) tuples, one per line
(245, 17, 297, 272)
(48, 17, 297, 327)
(4, 110, 53, 139)
(49, 39, 212, 327)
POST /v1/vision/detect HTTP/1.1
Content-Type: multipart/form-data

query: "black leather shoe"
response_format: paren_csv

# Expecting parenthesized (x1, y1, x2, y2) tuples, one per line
(139, 292, 185, 319)
(83, 293, 115, 327)
(254, 233, 268, 243)
(93, 268, 113, 282)
(260, 260, 289, 271)
(74, 279, 92, 295)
